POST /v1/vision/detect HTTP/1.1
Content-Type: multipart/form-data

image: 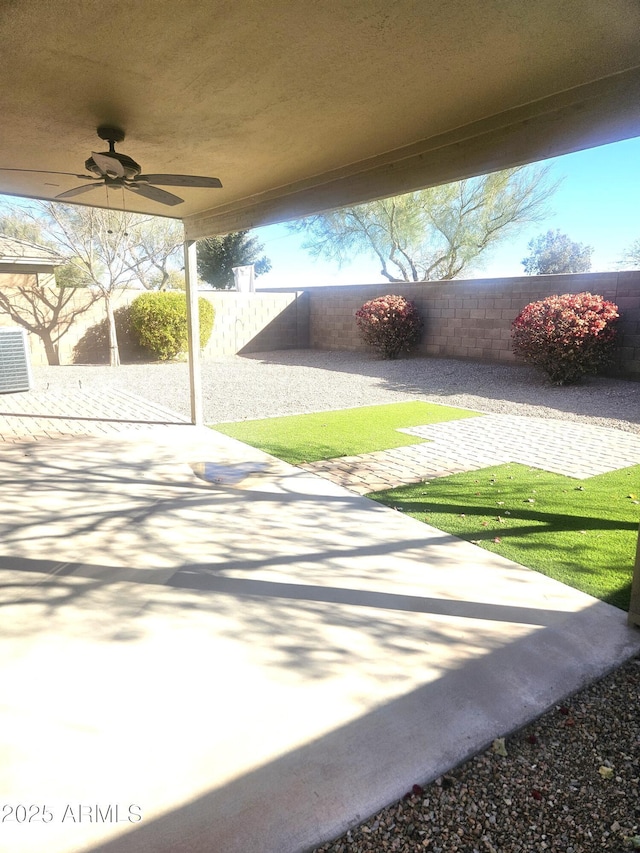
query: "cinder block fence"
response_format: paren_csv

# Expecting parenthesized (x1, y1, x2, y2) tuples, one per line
(1, 271, 639, 376)
(279, 271, 640, 377)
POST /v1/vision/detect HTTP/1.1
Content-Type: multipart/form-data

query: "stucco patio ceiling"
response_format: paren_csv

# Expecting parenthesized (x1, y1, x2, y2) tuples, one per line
(1, 0, 639, 240)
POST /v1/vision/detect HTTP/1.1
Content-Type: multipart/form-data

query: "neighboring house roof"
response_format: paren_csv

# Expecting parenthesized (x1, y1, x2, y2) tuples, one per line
(0, 235, 63, 268)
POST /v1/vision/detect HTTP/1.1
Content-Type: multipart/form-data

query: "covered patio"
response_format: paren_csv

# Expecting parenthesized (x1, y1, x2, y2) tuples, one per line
(1, 393, 638, 853)
(1, 2, 640, 851)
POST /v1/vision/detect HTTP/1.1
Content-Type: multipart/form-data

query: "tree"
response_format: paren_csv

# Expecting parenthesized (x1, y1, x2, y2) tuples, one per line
(124, 217, 185, 291)
(35, 204, 147, 366)
(146, 269, 186, 291)
(619, 238, 640, 269)
(0, 202, 186, 365)
(522, 229, 592, 275)
(0, 214, 99, 364)
(0, 212, 56, 247)
(0, 274, 99, 365)
(289, 166, 558, 282)
(197, 231, 272, 289)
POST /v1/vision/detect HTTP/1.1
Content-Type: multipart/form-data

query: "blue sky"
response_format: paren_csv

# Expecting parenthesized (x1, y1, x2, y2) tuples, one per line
(253, 135, 640, 288)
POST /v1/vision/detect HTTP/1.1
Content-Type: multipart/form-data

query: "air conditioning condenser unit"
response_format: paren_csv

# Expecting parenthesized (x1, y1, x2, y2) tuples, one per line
(0, 327, 33, 393)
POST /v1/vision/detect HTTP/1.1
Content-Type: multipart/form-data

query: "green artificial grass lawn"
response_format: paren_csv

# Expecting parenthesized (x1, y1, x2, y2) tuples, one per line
(210, 401, 480, 465)
(369, 462, 640, 610)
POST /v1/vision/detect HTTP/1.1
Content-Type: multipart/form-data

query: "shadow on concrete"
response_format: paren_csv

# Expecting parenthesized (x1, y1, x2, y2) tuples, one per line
(2, 432, 638, 853)
(0, 551, 566, 629)
(77, 596, 630, 853)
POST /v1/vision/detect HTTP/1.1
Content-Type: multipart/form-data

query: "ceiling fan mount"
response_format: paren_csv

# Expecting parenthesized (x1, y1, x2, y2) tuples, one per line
(96, 125, 125, 144)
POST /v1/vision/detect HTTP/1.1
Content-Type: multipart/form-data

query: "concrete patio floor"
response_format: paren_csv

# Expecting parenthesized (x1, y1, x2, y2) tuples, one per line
(1, 390, 639, 853)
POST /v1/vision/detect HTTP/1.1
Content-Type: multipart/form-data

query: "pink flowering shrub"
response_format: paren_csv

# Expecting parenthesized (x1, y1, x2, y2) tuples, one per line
(511, 292, 619, 385)
(355, 294, 423, 359)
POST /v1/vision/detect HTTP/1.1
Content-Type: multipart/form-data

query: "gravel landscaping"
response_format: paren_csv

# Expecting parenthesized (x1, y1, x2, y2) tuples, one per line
(32, 350, 640, 433)
(314, 656, 640, 853)
(31, 350, 640, 852)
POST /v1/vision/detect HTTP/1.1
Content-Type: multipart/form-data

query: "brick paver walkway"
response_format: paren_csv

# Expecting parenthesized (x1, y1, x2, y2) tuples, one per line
(300, 414, 640, 495)
(3, 391, 639, 497)
(0, 388, 188, 442)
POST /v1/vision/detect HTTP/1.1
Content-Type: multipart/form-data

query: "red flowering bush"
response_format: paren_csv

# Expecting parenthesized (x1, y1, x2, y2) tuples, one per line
(511, 292, 619, 385)
(355, 294, 423, 359)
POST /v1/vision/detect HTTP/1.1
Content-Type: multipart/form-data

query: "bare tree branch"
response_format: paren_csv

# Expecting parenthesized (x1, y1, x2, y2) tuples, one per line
(291, 165, 559, 282)
(0, 202, 185, 365)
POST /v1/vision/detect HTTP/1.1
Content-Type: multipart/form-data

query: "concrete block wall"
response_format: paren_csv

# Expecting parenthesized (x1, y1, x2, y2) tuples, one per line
(0, 283, 131, 366)
(201, 291, 308, 358)
(612, 273, 640, 375)
(300, 271, 640, 376)
(0, 286, 309, 365)
(2, 272, 638, 374)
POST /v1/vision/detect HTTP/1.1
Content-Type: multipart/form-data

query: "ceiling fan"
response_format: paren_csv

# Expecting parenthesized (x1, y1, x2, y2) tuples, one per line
(0, 126, 222, 207)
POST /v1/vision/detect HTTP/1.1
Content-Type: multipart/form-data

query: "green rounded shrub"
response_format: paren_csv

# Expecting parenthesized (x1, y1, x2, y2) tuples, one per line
(511, 292, 619, 385)
(355, 294, 423, 359)
(129, 292, 215, 361)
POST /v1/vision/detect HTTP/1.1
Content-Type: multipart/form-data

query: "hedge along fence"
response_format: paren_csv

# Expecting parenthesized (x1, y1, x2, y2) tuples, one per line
(130, 292, 215, 360)
(511, 292, 620, 385)
(293, 270, 640, 377)
(355, 294, 423, 358)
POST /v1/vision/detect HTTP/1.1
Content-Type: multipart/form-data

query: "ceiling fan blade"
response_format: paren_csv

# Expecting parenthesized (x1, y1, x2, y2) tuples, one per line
(55, 183, 102, 200)
(92, 152, 126, 179)
(0, 167, 97, 179)
(137, 174, 222, 188)
(125, 183, 183, 206)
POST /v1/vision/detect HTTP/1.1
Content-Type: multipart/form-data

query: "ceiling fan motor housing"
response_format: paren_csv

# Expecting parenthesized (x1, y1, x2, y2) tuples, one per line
(84, 152, 141, 180)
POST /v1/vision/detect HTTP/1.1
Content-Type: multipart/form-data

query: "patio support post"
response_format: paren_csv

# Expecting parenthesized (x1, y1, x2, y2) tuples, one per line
(628, 526, 640, 628)
(184, 238, 203, 426)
